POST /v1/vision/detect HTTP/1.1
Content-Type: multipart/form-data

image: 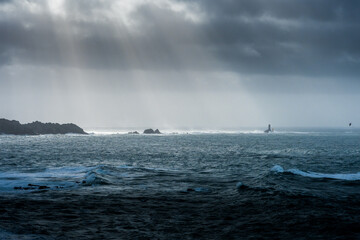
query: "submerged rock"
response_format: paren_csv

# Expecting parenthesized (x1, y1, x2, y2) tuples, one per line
(236, 182, 249, 190)
(13, 184, 62, 191)
(14, 184, 50, 190)
(0, 118, 87, 135)
(143, 128, 161, 134)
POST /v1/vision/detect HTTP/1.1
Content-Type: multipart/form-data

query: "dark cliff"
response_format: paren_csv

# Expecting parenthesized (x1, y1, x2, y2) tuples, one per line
(0, 118, 87, 135)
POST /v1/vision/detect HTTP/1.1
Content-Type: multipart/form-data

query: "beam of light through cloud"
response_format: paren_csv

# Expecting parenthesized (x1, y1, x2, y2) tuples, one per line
(0, 0, 359, 128)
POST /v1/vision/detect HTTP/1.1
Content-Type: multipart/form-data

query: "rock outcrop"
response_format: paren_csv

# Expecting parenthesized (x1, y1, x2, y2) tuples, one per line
(128, 131, 139, 134)
(0, 119, 34, 135)
(0, 118, 87, 135)
(143, 128, 161, 134)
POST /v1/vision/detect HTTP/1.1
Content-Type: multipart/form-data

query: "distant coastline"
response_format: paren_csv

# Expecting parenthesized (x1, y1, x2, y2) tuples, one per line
(0, 118, 87, 135)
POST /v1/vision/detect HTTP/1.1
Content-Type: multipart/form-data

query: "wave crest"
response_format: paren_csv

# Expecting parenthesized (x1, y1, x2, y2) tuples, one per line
(271, 165, 360, 181)
(81, 173, 109, 186)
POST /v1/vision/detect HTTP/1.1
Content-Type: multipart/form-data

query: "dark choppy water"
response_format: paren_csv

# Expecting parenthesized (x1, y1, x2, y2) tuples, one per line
(0, 130, 360, 239)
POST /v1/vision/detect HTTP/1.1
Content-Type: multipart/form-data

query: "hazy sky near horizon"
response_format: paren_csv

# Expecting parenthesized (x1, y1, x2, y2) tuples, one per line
(0, 0, 359, 129)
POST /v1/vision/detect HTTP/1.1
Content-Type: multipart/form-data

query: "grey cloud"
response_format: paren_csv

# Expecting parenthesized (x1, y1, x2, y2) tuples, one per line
(0, 1, 213, 70)
(0, 0, 359, 78)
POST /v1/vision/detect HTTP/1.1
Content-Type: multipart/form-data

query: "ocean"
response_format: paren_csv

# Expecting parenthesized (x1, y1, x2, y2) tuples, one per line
(0, 129, 359, 239)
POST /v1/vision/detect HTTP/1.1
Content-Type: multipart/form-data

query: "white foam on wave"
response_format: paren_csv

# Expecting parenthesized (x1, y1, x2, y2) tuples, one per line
(271, 165, 360, 181)
(0, 166, 94, 179)
(0, 164, 145, 192)
(86, 128, 271, 135)
(86, 129, 326, 136)
(81, 172, 110, 186)
(88, 131, 129, 135)
(81, 166, 117, 186)
(161, 130, 265, 134)
(271, 165, 285, 173)
(0, 166, 96, 192)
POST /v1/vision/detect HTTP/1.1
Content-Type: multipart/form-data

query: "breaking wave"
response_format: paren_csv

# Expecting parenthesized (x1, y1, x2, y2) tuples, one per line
(271, 165, 360, 181)
(0, 165, 185, 193)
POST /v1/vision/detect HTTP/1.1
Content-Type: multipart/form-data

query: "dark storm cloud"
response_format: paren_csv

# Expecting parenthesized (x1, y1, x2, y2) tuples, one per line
(180, 0, 360, 77)
(0, 0, 359, 77)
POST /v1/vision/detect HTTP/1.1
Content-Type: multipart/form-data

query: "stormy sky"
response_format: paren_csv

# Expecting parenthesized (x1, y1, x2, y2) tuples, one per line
(0, 0, 359, 129)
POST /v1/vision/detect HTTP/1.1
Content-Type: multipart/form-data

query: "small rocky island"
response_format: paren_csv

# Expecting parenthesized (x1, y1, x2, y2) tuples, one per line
(128, 131, 139, 134)
(0, 118, 87, 135)
(143, 128, 161, 134)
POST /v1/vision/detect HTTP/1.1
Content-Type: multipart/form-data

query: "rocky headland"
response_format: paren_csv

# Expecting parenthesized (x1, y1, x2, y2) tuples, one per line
(0, 118, 87, 135)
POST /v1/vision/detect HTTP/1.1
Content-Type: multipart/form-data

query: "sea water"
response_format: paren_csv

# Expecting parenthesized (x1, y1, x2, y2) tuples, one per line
(0, 129, 359, 239)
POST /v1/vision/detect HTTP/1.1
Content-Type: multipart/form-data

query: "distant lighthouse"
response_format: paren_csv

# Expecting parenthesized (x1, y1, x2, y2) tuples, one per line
(264, 124, 273, 133)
